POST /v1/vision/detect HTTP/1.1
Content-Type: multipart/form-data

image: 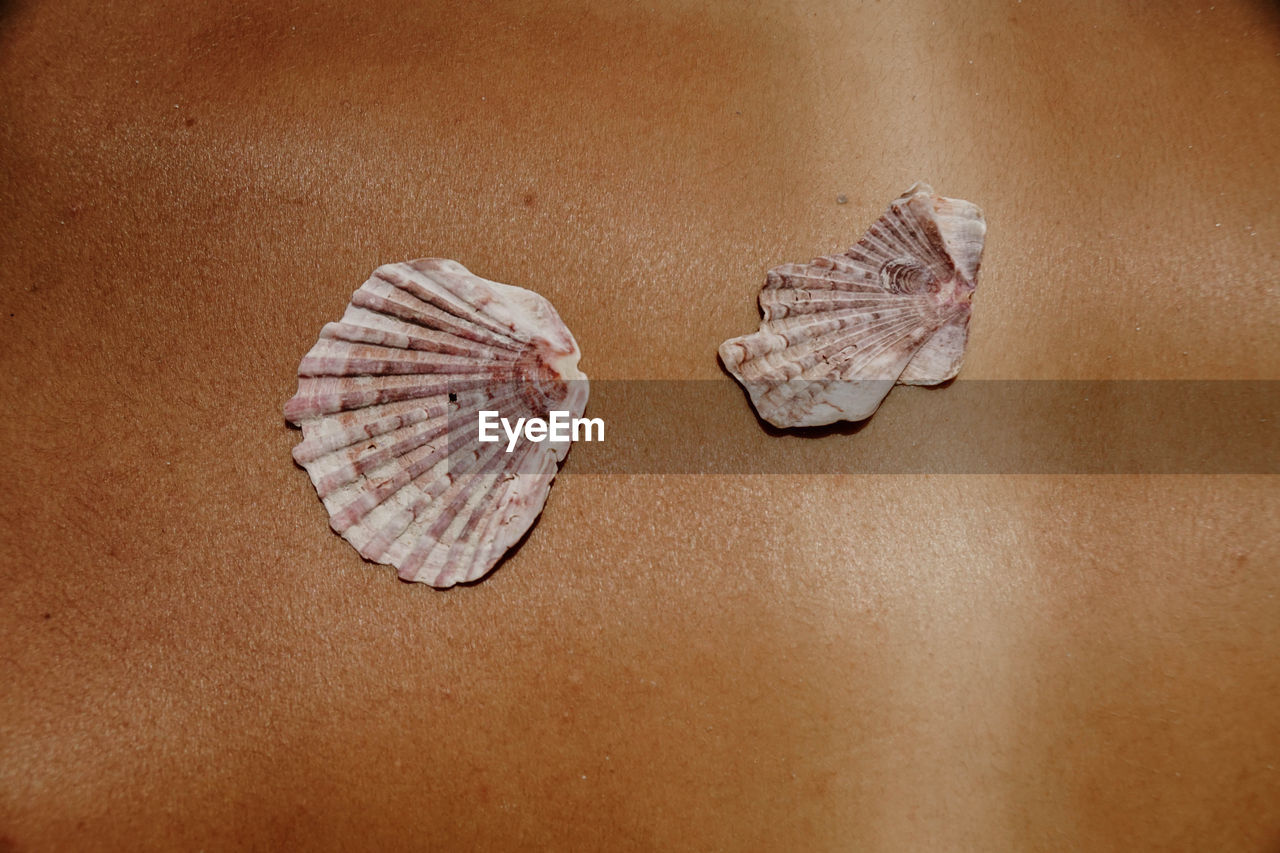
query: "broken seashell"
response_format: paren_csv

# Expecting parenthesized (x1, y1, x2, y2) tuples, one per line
(718, 183, 985, 428)
(284, 259, 587, 588)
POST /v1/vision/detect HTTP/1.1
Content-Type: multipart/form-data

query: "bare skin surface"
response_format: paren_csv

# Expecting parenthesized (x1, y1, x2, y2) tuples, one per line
(1, 1, 1277, 850)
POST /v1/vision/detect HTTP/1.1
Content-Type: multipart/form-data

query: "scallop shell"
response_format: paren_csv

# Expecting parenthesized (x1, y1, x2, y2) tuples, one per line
(284, 259, 588, 588)
(718, 183, 985, 428)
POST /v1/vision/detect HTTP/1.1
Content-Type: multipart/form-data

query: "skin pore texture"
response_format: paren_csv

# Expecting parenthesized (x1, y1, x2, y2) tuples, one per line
(1, 1, 1277, 850)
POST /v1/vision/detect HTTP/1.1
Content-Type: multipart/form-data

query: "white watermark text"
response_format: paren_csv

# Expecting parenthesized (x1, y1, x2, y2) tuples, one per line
(477, 410, 604, 452)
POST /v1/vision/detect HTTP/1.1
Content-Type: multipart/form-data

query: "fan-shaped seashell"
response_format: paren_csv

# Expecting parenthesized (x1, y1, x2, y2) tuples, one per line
(719, 183, 985, 428)
(284, 259, 588, 588)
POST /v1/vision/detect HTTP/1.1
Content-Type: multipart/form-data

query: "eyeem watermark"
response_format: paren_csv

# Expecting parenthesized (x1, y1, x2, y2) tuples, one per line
(477, 410, 605, 452)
